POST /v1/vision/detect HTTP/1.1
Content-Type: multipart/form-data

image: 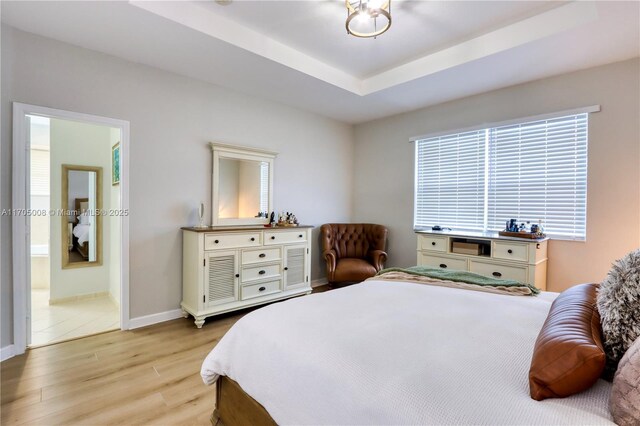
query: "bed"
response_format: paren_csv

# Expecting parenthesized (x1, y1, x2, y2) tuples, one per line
(201, 279, 614, 425)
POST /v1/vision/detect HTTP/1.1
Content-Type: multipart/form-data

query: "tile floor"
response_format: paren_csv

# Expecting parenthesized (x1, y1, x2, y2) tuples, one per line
(30, 289, 120, 347)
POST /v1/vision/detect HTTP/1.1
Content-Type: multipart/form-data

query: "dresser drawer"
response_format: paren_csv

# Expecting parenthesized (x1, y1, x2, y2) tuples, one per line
(242, 263, 281, 283)
(418, 235, 448, 252)
(419, 253, 467, 271)
(493, 241, 528, 262)
(204, 232, 262, 250)
(264, 230, 307, 245)
(469, 260, 528, 283)
(241, 280, 281, 300)
(242, 248, 281, 265)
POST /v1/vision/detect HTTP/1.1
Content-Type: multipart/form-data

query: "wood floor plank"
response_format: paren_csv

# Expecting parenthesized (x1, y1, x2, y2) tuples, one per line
(1, 288, 327, 424)
(1, 316, 235, 425)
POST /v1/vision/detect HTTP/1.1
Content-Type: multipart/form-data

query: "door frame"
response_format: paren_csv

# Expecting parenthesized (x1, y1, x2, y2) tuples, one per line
(12, 102, 131, 355)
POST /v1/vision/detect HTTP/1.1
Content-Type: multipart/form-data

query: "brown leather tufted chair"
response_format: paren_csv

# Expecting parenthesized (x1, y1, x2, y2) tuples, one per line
(321, 223, 388, 286)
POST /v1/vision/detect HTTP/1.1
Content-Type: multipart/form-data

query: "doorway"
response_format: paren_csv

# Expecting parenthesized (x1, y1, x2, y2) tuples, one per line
(13, 103, 130, 353)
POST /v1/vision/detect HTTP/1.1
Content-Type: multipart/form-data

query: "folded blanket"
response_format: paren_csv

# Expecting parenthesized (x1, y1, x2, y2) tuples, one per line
(374, 266, 540, 296)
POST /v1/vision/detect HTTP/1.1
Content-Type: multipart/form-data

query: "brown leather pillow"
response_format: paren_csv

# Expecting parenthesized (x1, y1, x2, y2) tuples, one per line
(529, 283, 606, 400)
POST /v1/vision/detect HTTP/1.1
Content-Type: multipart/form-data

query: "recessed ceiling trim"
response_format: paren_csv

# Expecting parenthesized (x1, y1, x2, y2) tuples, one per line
(129, 0, 363, 94)
(134, 1, 599, 98)
(361, 1, 599, 95)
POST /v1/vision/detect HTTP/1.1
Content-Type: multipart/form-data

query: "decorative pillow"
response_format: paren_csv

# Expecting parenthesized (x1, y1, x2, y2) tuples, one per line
(610, 336, 640, 425)
(597, 249, 640, 371)
(529, 283, 606, 401)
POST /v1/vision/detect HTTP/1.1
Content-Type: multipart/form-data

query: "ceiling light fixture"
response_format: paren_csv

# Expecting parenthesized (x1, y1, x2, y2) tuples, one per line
(346, 0, 391, 38)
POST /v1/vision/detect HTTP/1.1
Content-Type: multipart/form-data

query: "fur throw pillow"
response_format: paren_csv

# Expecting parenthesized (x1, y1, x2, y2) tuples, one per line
(597, 249, 640, 371)
(610, 336, 640, 426)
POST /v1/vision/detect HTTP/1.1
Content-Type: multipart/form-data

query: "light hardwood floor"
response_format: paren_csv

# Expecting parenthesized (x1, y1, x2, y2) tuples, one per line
(1, 285, 331, 425)
(2, 310, 250, 425)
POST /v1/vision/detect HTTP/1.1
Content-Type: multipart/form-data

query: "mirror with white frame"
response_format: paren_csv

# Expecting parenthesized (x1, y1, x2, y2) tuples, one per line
(61, 164, 103, 268)
(211, 143, 276, 226)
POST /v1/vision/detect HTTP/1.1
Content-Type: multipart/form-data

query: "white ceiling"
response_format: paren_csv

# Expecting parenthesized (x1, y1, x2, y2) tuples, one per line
(1, 1, 639, 123)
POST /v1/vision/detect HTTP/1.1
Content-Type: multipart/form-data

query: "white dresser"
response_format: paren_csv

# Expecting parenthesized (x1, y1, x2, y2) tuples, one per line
(182, 226, 313, 327)
(416, 230, 548, 290)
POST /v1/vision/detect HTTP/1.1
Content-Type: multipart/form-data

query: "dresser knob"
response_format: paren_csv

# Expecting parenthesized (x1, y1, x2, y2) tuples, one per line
(250, 237, 255, 241)
(507, 249, 513, 254)
(259, 286, 266, 292)
(439, 264, 447, 268)
(492, 272, 502, 277)
(259, 270, 266, 275)
(271, 236, 275, 240)
(235, 273, 239, 278)
(432, 242, 436, 246)
(284, 267, 288, 271)
(298, 234, 303, 238)
(259, 253, 266, 258)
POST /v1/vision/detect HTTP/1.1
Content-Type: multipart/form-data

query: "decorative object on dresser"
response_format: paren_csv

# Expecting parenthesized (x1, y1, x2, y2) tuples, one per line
(321, 223, 388, 286)
(416, 229, 548, 290)
(181, 226, 312, 328)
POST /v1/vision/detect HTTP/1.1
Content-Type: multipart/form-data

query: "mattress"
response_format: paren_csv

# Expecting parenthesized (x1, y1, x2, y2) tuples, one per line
(201, 280, 613, 425)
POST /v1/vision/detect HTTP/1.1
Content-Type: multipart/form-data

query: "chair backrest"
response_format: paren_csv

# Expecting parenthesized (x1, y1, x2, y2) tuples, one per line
(320, 223, 388, 260)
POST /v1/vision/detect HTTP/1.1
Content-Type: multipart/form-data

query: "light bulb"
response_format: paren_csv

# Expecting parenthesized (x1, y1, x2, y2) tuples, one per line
(356, 11, 369, 23)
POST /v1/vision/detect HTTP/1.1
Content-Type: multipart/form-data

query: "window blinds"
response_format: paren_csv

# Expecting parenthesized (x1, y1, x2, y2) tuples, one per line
(415, 130, 487, 231)
(259, 162, 269, 213)
(487, 114, 588, 239)
(414, 113, 589, 240)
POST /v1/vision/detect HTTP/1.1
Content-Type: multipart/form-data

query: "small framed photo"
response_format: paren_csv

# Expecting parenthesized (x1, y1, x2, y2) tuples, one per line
(112, 142, 120, 186)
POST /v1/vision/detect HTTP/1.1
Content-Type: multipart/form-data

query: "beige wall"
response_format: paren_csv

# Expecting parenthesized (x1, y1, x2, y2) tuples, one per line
(49, 118, 113, 301)
(353, 58, 640, 292)
(0, 25, 354, 347)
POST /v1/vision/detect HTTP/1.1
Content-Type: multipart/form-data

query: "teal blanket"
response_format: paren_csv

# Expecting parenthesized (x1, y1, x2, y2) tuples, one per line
(376, 266, 540, 295)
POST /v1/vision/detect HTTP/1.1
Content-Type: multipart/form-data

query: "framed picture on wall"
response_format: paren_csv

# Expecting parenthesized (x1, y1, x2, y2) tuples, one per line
(112, 142, 120, 186)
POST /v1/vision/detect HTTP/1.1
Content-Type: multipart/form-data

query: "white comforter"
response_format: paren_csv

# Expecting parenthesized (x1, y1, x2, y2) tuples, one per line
(201, 280, 613, 425)
(72, 223, 91, 245)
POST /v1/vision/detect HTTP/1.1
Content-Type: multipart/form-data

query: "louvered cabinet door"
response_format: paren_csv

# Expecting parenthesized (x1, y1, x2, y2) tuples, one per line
(204, 250, 238, 307)
(283, 245, 308, 290)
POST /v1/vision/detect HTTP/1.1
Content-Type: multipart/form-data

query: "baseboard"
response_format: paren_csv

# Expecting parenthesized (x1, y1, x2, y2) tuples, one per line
(1, 345, 15, 362)
(128, 309, 184, 330)
(311, 278, 328, 288)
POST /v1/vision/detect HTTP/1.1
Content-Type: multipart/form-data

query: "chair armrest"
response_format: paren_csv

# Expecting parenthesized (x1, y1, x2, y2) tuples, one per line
(323, 249, 337, 282)
(368, 249, 387, 271)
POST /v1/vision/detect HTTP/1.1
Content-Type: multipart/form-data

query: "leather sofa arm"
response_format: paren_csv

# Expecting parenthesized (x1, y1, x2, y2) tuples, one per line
(323, 249, 337, 282)
(368, 249, 387, 271)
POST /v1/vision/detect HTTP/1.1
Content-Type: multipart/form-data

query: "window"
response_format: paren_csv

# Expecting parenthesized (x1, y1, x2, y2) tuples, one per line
(414, 112, 589, 240)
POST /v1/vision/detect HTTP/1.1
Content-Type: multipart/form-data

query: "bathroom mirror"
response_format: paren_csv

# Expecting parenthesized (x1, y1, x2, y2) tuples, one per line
(61, 164, 103, 268)
(211, 143, 276, 226)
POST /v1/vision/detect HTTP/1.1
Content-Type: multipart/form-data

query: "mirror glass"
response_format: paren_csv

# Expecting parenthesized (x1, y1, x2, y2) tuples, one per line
(62, 165, 102, 268)
(218, 158, 270, 220)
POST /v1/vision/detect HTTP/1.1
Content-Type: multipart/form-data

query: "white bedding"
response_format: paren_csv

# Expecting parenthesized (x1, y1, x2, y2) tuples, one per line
(72, 223, 91, 245)
(201, 280, 614, 425)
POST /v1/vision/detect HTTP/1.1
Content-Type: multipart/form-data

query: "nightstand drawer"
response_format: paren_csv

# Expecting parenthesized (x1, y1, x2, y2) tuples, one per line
(242, 248, 281, 265)
(241, 280, 281, 300)
(242, 263, 281, 283)
(264, 230, 307, 245)
(493, 241, 528, 262)
(419, 235, 448, 252)
(469, 260, 528, 283)
(205, 233, 261, 250)
(419, 253, 467, 271)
